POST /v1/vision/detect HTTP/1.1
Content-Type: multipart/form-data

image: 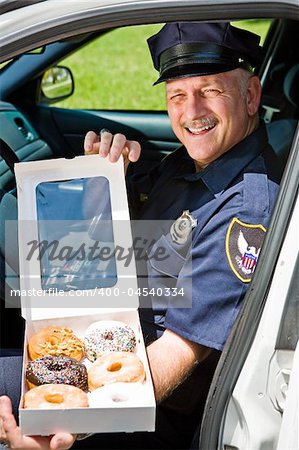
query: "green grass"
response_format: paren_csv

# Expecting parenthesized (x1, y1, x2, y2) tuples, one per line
(55, 20, 271, 111)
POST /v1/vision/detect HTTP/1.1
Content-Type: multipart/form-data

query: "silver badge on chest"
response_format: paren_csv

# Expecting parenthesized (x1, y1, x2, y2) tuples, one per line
(170, 210, 197, 244)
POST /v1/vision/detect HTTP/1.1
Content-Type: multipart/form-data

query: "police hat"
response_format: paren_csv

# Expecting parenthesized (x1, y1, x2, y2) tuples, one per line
(147, 22, 264, 85)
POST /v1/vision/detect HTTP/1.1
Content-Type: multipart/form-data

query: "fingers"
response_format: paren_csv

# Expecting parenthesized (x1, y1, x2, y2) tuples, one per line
(50, 433, 76, 450)
(126, 140, 141, 162)
(0, 396, 23, 449)
(101, 132, 141, 164)
(0, 396, 13, 441)
(0, 396, 13, 416)
(0, 415, 8, 443)
(84, 130, 141, 166)
(2, 411, 24, 448)
(0, 396, 74, 450)
(99, 130, 114, 158)
(84, 131, 100, 155)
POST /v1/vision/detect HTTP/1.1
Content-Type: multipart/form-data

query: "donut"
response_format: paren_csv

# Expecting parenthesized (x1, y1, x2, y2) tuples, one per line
(84, 320, 136, 362)
(28, 326, 84, 361)
(26, 355, 88, 391)
(24, 384, 89, 409)
(88, 351, 145, 390)
(88, 382, 148, 407)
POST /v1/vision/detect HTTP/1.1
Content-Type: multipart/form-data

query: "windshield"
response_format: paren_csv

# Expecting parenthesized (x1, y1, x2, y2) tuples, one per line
(0, 47, 45, 73)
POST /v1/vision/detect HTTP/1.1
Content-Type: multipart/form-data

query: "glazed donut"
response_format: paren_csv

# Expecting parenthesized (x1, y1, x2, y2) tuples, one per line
(84, 320, 136, 362)
(26, 355, 88, 391)
(24, 384, 89, 409)
(88, 351, 145, 390)
(28, 326, 84, 361)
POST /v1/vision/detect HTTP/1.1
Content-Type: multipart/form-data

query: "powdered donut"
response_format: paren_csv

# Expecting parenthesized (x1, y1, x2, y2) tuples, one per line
(88, 382, 148, 407)
(24, 384, 89, 409)
(28, 326, 84, 361)
(84, 320, 136, 362)
(26, 355, 88, 391)
(88, 351, 145, 390)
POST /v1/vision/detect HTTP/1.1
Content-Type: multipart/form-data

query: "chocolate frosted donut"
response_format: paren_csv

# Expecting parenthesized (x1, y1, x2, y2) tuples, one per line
(26, 355, 88, 392)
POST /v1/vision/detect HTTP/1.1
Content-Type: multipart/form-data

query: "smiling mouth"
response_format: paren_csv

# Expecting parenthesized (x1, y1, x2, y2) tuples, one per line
(185, 117, 217, 134)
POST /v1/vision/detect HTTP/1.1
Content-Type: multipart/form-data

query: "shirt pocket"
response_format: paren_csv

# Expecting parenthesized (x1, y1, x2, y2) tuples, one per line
(147, 233, 187, 279)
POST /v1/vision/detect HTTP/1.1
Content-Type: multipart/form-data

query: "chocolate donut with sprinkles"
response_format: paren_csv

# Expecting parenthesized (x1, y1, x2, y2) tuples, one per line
(26, 355, 88, 391)
(84, 320, 137, 362)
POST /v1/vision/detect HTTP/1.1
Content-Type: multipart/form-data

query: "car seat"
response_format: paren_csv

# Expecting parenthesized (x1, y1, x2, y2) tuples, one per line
(0, 188, 23, 352)
(265, 63, 299, 165)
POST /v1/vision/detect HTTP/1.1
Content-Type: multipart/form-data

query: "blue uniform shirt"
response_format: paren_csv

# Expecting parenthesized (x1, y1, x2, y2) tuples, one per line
(128, 124, 280, 351)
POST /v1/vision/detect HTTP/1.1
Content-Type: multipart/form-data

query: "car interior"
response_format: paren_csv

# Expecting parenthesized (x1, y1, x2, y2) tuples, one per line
(0, 16, 298, 366)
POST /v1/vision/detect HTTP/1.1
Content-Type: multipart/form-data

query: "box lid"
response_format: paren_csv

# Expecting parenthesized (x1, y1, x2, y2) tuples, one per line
(15, 155, 140, 320)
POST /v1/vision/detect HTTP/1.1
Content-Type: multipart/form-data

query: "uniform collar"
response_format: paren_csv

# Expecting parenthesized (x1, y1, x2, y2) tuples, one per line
(181, 124, 268, 195)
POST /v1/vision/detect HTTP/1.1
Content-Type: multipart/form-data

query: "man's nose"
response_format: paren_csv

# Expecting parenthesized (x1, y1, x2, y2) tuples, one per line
(185, 94, 208, 120)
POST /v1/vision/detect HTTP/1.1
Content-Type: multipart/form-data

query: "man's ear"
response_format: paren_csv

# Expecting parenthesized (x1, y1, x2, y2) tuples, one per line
(246, 75, 262, 116)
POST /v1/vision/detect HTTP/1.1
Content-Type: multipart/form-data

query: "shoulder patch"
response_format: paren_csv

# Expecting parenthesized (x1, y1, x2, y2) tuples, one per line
(226, 218, 266, 283)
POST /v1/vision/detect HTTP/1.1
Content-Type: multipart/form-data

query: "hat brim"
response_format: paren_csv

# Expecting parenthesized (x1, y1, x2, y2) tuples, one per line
(153, 41, 254, 85)
(153, 62, 244, 85)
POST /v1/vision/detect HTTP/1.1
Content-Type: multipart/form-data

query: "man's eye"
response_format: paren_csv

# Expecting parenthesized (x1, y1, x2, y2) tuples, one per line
(203, 89, 221, 97)
(170, 94, 184, 101)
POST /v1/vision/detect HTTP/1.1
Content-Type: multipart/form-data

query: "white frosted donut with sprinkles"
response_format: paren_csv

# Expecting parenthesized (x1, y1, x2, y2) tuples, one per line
(84, 320, 137, 362)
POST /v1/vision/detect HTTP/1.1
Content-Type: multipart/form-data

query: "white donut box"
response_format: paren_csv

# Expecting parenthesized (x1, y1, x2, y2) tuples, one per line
(15, 155, 156, 436)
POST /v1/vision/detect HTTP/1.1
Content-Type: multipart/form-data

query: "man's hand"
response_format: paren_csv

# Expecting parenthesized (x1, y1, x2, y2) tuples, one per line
(0, 396, 75, 450)
(84, 130, 141, 173)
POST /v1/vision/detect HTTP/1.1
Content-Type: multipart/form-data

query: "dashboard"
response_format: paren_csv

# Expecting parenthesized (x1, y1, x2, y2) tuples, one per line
(0, 101, 53, 192)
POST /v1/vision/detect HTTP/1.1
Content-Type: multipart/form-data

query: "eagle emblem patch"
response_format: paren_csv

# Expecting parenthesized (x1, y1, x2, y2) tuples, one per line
(226, 218, 266, 283)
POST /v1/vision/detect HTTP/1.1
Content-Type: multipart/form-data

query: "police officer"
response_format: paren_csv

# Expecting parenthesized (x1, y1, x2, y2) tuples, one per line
(0, 22, 281, 450)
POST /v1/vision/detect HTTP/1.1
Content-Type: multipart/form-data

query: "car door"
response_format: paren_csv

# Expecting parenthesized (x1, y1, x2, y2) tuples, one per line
(198, 134, 299, 449)
(220, 197, 298, 450)
(276, 338, 299, 450)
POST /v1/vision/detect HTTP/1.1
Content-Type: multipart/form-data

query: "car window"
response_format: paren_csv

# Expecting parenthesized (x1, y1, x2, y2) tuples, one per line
(53, 20, 272, 111)
(53, 25, 166, 111)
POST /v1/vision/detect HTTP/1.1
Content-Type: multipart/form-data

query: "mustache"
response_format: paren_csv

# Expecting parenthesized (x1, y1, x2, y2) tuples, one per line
(183, 116, 218, 129)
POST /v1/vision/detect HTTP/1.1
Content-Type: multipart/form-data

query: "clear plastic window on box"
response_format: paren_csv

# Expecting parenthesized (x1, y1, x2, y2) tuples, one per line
(35, 176, 117, 292)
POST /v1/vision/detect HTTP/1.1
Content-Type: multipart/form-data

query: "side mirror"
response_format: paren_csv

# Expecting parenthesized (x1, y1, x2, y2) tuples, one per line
(40, 66, 74, 104)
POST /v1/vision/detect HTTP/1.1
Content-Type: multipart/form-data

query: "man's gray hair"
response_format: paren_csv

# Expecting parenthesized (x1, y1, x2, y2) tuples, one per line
(238, 69, 254, 98)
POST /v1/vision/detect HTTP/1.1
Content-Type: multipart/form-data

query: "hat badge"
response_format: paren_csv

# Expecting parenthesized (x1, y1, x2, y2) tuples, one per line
(170, 210, 197, 244)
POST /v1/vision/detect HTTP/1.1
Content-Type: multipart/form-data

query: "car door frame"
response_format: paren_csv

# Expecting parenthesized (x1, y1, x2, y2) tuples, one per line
(198, 125, 299, 448)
